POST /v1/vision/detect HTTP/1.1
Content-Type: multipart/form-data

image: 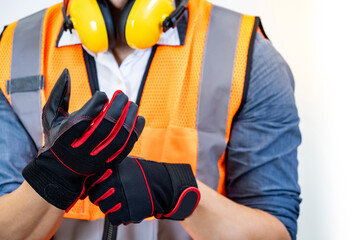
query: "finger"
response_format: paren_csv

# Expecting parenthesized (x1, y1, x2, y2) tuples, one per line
(133, 116, 145, 139)
(122, 102, 138, 133)
(97, 190, 123, 215)
(87, 173, 124, 217)
(71, 91, 127, 149)
(43, 68, 71, 132)
(106, 115, 145, 164)
(89, 101, 136, 158)
(88, 171, 115, 204)
(80, 169, 113, 200)
(105, 91, 128, 122)
(60, 91, 108, 143)
(106, 197, 135, 225)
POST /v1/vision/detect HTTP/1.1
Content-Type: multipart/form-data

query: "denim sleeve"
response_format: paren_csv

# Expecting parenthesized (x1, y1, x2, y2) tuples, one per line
(0, 89, 37, 197)
(226, 32, 302, 240)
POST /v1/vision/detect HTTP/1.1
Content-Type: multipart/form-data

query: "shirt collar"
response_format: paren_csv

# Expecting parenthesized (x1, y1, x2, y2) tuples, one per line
(56, 10, 188, 49)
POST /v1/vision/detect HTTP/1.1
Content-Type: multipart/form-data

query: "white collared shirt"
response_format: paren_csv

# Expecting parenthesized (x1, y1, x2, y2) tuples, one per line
(57, 28, 181, 102)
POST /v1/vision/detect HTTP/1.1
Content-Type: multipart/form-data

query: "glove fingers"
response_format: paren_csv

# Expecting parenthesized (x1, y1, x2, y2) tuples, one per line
(97, 191, 123, 215)
(91, 102, 139, 161)
(88, 172, 114, 203)
(107, 205, 136, 225)
(71, 91, 128, 153)
(133, 116, 145, 139)
(105, 91, 129, 121)
(77, 91, 129, 147)
(123, 102, 138, 132)
(80, 168, 113, 199)
(43, 68, 71, 132)
(105, 119, 144, 164)
(88, 173, 130, 223)
(111, 116, 145, 162)
(59, 91, 108, 144)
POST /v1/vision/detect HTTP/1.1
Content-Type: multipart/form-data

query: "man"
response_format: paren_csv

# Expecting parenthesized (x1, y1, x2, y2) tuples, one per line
(0, 0, 301, 239)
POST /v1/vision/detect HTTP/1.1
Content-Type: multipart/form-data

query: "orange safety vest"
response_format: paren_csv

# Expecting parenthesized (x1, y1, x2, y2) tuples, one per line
(0, 0, 260, 221)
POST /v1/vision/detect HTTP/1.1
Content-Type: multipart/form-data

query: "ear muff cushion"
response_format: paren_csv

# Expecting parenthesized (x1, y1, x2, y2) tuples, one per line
(97, 0, 116, 49)
(118, 0, 136, 46)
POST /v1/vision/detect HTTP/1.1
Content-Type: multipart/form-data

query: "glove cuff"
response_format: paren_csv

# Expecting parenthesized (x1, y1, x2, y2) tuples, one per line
(162, 163, 200, 220)
(22, 159, 82, 210)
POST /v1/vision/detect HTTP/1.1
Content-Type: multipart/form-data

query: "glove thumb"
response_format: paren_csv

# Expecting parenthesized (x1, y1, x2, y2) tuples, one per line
(42, 68, 71, 134)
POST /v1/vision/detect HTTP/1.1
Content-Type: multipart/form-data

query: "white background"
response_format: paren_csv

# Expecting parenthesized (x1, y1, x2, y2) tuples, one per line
(1, 1, 359, 239)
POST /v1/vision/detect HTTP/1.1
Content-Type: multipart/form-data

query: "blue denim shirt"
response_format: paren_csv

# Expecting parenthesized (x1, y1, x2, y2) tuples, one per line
(0, 32, 301, 239)
(225, 33, 301, 239)
(0, 90, 37, 195)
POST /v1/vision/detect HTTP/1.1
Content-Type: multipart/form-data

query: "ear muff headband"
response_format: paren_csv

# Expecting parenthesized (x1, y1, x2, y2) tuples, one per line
(96, 0, 116, 50)
(163, 0, 188, 32)
(66, 0, 189, 52)
(68, 0, 115, 53)
(118, 0, 136, 47)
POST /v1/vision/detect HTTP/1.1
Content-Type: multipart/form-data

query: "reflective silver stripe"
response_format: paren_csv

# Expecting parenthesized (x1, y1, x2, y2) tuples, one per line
(196, 5, 243, 190)
(10, 9, 46, 149)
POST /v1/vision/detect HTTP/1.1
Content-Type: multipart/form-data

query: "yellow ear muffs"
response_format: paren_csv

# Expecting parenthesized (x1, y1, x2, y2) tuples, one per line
(118, 0, 175, 49)
(68, 0, 116, 53)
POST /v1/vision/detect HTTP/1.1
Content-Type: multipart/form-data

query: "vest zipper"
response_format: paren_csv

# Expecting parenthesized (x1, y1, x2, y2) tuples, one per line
(102, 216, 118, 240)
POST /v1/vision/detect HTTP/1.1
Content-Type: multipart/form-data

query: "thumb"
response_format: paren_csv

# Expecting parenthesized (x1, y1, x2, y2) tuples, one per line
(43, 68, 71, 132)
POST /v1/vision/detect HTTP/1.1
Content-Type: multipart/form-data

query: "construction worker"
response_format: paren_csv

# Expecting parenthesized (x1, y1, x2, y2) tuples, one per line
(0, 0, 301, 239)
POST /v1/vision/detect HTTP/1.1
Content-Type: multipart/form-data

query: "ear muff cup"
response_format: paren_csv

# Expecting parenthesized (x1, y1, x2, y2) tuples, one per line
(96, 0, 116, 50)
(118, 0, 136, 46)
(68, 0, 116, 52)
(117, 0, 174, 49)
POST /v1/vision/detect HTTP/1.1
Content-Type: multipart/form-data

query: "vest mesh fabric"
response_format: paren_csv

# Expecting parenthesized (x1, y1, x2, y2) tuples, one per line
(0, 0, 257, 220)
(130, 0, 211, 166)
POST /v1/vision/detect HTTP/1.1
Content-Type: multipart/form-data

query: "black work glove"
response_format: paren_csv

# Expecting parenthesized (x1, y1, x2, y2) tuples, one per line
(87, 157, 200, 225)
(22, 69, 145, 211)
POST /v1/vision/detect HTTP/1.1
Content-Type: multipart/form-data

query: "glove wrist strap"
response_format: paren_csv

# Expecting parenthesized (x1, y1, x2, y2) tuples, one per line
(162, 163, 200, 220)
(23, 160, 82, 210)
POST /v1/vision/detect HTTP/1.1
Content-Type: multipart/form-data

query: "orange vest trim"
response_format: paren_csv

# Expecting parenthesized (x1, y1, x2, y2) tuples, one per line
(0, 0, 259, 221)
(0, 21, 16, 101)
(218, 15, 258, 194)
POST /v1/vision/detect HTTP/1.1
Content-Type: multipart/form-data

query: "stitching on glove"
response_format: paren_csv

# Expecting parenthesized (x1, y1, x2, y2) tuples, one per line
(105, 110, 138, 163)
(134, 158, 154, 216)
(42, 103, 49, 125)
(133, 126, 141, 138)
(123, 122, 131, 132)
(58, 107, 69, 118)
(104, 114, 117, 123)
(71, 102, 109, 148)
(40, 115, 93, 153)
(90, 101, 131, 156)
(50, 148, 89, 176)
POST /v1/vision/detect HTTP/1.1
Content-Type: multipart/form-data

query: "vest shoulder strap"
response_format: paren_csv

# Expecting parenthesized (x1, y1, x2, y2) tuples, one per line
(6, 9, 47, 149)
(196, 5, 259, 190)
